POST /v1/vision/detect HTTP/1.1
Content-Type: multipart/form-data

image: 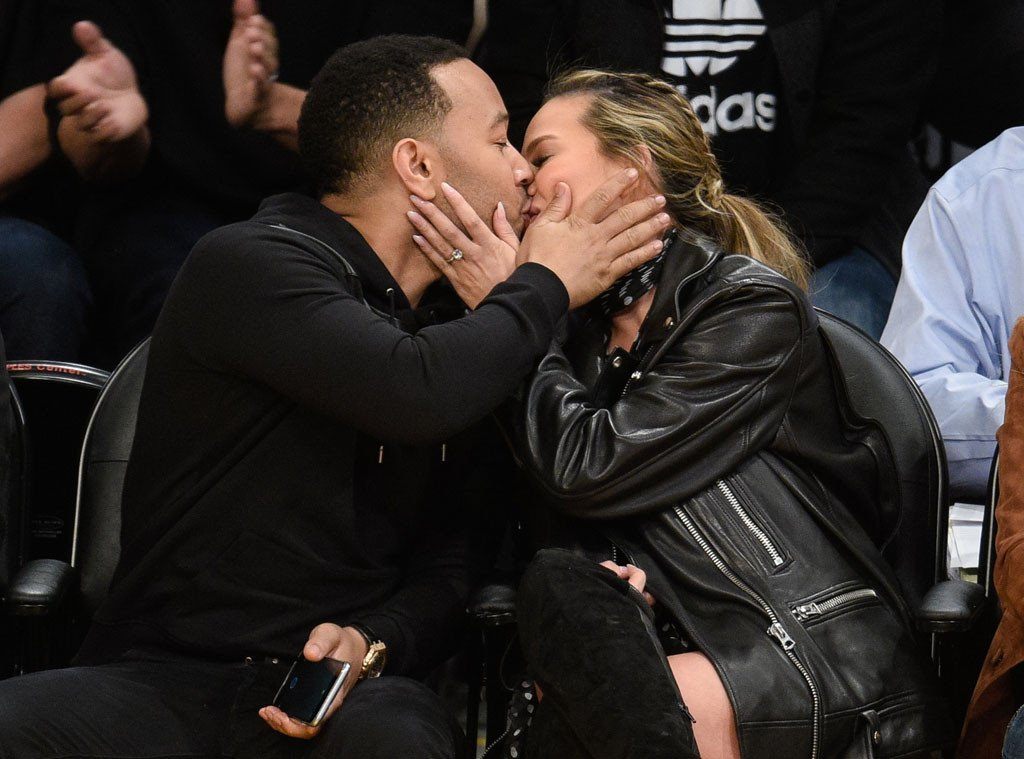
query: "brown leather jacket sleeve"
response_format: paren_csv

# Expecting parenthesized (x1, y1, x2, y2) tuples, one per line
(995, 316, 1024, 616)
(505, 284, 806, 520)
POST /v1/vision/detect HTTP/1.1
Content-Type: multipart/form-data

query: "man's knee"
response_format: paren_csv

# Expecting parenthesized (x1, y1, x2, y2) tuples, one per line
(314, 677, 462, 759)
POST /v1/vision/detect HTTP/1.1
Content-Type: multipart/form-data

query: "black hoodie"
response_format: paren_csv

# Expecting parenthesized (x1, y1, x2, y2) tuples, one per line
(77, 192, 568, 674)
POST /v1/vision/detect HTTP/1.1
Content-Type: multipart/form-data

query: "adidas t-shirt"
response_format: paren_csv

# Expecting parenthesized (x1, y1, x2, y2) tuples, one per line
(661, 0, 791, 196)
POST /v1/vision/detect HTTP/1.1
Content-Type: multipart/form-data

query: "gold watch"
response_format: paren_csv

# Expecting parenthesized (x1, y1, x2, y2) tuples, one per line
(359, 640, 387, 680)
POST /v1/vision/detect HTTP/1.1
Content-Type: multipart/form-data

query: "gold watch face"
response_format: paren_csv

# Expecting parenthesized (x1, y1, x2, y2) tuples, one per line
(362, 641, 387, 679)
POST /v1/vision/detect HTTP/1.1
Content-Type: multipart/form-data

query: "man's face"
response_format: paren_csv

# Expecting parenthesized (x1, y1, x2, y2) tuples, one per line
(429, 60, 533, 236)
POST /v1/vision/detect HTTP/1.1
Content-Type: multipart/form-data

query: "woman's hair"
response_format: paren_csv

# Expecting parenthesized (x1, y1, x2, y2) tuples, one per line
(545, 69, 810, 290)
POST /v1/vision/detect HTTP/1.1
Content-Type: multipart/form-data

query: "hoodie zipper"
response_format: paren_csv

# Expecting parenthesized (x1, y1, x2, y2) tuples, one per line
(673, 505, 820, 759)
(717, 480, 785, 568)
(792, 588, 879, 623)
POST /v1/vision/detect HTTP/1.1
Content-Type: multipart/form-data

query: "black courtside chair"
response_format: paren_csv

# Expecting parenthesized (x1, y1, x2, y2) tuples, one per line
(5, 340, 149, 668)
(466, 310, 988, 753)
(0, 381, 30, 678)
(5, 360, 109, 562)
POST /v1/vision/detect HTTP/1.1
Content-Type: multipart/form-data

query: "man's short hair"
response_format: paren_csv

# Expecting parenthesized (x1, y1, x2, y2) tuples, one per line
(298, 35, 468, 197)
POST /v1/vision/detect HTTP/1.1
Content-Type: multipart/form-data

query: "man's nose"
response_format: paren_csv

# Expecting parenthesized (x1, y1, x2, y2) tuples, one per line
(512, 150, 534, 187)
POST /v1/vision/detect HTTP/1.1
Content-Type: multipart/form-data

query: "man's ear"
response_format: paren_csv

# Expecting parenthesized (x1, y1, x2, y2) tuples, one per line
(393, 138, 442, 201)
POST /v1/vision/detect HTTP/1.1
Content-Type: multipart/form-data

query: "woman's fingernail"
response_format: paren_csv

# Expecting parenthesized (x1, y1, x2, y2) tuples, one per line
(409, 195, 423, 204)
(412, 234, 425, 245)
(406, 210, 422, 222)
(655, 195, 666, 205)
(657, 213, 671, 224)
(497, 201, 506, 217)
(441, 181, 454, 193)
(652, 239, 664, 250)
(626, 168, 638, 179)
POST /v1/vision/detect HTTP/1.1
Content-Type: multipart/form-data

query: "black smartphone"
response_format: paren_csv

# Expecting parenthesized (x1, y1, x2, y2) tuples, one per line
(271, 656, 352, 727)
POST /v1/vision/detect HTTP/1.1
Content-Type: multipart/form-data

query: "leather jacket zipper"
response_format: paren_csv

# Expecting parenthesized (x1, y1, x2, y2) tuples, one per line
(619, 345, 657, 399)
(792, 587, 878, 623)
(673, 505, 821, 759)
(717, 480, 785, 567)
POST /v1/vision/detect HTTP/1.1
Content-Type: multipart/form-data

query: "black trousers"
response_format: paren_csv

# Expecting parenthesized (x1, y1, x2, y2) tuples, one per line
(0, 650, 463, 759)
(516, 548, 700, 759)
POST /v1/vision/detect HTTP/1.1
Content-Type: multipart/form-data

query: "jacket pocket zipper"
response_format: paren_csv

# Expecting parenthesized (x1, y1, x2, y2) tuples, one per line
(673, 505, 820, 759)
(792, 587, 879, 623)
(717, 480, 785, 568)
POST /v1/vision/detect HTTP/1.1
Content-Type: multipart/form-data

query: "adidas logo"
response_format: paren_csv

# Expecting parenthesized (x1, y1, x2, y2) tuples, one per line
(662, 0, 768, 79)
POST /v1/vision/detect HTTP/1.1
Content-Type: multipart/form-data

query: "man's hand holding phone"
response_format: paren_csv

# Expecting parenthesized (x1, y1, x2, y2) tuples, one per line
(259, 624, 369, 739)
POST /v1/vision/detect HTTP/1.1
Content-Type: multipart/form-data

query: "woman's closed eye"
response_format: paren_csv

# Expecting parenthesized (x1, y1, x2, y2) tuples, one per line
(530, 154, 551, 168)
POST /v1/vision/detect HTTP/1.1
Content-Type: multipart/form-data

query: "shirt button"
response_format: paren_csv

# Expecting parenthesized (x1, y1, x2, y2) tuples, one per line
(664, 317, 675, 328)
(612, 356, 624, 368)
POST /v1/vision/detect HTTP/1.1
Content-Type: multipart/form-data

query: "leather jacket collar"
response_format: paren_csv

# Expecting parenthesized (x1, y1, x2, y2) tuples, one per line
(636, 231, 723, 355)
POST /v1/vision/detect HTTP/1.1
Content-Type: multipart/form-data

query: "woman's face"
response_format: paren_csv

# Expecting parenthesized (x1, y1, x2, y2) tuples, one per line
(521, 95, 636, 228)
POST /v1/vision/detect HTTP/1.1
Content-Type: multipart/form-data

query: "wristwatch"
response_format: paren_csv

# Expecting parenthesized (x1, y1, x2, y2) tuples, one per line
(352, 625, 387, 680)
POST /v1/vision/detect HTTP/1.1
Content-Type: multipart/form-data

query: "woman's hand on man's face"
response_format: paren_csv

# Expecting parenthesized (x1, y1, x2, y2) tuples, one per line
(517, 168, 671, 309)
(407, 182, 520, 310)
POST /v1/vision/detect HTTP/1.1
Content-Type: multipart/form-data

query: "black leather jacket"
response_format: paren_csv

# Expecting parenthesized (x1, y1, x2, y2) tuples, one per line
(507, 235, 951, 758)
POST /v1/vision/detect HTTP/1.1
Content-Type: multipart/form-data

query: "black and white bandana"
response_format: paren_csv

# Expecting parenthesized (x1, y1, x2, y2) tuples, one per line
(594, 229, 677, 318)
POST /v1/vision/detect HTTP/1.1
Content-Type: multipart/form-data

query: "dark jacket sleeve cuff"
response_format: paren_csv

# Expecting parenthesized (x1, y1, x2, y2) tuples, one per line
(501, 262, 569, 319)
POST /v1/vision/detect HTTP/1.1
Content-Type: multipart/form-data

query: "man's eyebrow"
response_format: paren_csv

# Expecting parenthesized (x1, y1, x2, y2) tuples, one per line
(490, 112, 510, 130)
(523, 134, 554, 156)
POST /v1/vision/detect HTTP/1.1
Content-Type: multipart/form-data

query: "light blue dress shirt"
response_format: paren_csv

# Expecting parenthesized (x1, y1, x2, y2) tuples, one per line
(882, 127, 1024, 503)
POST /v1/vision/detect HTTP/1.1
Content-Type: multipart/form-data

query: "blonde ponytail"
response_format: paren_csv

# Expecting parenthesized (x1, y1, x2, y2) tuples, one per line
(545, 70, 810, 290)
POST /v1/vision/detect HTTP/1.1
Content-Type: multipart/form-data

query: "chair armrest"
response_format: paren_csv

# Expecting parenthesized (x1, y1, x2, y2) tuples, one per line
(4, 559, 76, 617)
(916, 579, 987, 633)
(468, 582, 517, 627)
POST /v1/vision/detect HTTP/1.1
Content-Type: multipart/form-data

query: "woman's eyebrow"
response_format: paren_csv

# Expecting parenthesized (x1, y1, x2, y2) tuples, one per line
(523, 134, 555, 156)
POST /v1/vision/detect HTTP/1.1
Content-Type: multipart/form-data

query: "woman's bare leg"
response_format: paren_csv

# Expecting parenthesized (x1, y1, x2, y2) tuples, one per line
(668, 653, 741, 759)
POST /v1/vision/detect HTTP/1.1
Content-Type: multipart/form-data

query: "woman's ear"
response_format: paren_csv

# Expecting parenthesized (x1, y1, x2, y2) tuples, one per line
(393, 138, 441, 201)
(630, 145, 661, 197)
(634, 145, 655, 179)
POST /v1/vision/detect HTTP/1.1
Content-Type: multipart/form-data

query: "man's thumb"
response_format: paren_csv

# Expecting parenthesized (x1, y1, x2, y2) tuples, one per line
(539, 182, 572, 223)
(72, 21, 112, 56)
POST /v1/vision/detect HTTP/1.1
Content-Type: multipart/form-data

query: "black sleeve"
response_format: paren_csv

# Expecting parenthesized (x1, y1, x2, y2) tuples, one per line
(344, 419, 519, 676)
(772, 0, 941, 266)
(346, 497, 469, 677)
(181, 223, 569, 446)
(503, 284, 808, 519)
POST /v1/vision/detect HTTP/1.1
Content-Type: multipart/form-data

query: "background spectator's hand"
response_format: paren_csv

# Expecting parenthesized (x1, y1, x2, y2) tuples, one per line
(259, 624, 368, 740)
(223, 0, 279, 128)
(600, 560, 655, 607)
(48, 21, 147, 143)
(408, 181, 519, 309)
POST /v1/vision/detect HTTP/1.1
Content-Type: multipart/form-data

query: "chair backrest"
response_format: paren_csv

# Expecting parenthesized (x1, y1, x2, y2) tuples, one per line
(0, 381, 29, 593)
(978, 450, 1000, 598)
(70, 340, 150, 619)
(816, 311, 948, 608)
(5, 362, 109, 561)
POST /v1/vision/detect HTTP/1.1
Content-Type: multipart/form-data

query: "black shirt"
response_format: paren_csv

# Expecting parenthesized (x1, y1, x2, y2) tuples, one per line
(659, 0, 791, 196)
(37, 0, 473, 218)
(78, 192, 568, 672)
